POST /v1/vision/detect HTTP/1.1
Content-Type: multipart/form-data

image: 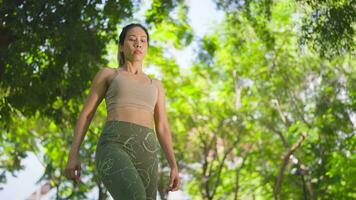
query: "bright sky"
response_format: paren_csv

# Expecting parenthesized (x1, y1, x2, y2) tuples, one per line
(0, 0, 224, 199)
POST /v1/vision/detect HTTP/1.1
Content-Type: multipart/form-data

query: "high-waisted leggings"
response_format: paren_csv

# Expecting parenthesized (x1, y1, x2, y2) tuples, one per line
(95, 120, 160, 200)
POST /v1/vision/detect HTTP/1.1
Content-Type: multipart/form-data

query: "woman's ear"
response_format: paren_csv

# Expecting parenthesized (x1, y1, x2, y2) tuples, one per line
(118, 43, 123, 51)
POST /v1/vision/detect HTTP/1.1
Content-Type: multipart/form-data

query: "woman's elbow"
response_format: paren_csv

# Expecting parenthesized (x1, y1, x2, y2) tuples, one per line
(156, 124, 169, 136)
(79, 108, 95, 122)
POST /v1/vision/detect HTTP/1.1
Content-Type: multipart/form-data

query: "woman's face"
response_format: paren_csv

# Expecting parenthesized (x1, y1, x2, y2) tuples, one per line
(120, 26, 148, 62)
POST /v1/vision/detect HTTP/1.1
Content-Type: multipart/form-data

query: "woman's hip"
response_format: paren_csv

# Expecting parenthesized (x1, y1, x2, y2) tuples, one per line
(96, 120, 160, 159)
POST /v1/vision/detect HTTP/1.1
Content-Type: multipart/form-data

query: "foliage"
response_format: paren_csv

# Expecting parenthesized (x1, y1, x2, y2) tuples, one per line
(0, 0, 355, 199)
(182, 0, 355, 199)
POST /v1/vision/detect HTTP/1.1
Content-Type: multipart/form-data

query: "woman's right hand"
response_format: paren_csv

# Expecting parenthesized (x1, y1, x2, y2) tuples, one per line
(65, 156, 81, 182)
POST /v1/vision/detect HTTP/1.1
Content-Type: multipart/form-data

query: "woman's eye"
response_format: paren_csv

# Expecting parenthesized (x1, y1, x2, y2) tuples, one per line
(128, 38, 145, 43)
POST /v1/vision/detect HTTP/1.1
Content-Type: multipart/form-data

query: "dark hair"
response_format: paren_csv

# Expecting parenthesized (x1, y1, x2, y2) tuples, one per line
(117, 23, 150, 67)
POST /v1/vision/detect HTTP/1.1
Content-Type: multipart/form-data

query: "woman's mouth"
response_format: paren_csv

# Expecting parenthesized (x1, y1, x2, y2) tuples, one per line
(134, 50, 142, 54)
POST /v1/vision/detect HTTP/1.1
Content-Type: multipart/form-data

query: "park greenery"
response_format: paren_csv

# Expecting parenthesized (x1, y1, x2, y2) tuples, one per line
(0, 0, 355, 199)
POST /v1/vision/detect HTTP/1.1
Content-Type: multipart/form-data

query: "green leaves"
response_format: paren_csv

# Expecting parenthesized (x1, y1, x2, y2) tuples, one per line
(298, 0, 355, 58)
(1, 0, 354, 199)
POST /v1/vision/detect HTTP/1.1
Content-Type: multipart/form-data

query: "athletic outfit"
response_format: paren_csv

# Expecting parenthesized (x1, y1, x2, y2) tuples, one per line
(95, 69, 160, 200)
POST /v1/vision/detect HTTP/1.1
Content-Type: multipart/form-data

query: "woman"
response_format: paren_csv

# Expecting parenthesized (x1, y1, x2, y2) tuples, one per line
(65, 23, 180, 199)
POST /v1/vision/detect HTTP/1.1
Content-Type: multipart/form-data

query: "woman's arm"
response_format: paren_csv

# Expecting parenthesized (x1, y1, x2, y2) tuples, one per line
(65, 67, 110, 180)
(153, 80, 180, 191)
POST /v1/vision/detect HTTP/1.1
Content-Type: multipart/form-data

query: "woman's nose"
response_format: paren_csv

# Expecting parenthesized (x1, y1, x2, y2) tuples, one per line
(134, 41, 141, 48)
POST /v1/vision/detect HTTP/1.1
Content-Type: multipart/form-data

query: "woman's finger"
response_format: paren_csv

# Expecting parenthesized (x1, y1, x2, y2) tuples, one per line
(168, 177, 178, 191)
(65, 167, 73, 178)
(70, 170, 76, 179)
(172, 177, 180, 191)
(65, 166, 78, 180)
(76, 164, 81, 178)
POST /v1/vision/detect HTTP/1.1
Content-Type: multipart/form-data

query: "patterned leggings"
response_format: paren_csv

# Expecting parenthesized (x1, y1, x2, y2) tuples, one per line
(95, 120, 160, 200)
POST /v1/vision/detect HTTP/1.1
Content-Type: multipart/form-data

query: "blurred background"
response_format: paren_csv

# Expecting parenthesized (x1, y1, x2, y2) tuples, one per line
(0, 0, 355, 199)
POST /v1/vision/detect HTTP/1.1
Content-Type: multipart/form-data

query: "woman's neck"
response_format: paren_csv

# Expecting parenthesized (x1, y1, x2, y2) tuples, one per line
(120, 62, 143, 75)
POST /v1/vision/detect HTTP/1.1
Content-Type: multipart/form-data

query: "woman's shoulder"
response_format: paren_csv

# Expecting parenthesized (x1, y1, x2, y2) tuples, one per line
(91, 67, 118, 85)
(98, 67, 117, 75)
(150, 77, 160, 84)
(95, 67, 117, 78)
(151, 78, 164, 91)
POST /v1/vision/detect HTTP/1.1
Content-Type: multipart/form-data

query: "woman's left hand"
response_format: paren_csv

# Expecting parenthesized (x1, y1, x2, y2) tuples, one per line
(168, 166, 180, 192)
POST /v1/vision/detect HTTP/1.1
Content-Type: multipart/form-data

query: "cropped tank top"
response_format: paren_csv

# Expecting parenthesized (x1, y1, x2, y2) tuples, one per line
(105, 70, 158, 114)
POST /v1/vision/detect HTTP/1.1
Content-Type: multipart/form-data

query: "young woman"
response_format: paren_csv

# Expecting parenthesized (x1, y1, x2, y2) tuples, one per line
(65, 23, 180, 199)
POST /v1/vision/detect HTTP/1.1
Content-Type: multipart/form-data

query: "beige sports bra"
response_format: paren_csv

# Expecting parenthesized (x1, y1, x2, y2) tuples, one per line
(105, 69, 158, 114)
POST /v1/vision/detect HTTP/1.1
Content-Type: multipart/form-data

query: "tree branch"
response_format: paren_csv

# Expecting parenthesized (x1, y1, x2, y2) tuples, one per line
(211, 136, 240, 198)
(273, 132, 307, 200)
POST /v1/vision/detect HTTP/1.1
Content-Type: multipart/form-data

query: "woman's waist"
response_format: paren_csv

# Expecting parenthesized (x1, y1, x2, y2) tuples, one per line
(98, 120, 159, 152)
(107, 103, 154, 115)
(107, 107, 153, 125)
(99, 120, 155, 140)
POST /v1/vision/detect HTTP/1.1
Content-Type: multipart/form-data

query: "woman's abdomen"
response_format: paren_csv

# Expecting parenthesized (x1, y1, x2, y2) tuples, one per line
(106, 107, 154, 129)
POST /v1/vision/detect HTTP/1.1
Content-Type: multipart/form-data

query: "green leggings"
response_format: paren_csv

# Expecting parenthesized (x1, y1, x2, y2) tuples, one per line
(95, 120, 160, 200)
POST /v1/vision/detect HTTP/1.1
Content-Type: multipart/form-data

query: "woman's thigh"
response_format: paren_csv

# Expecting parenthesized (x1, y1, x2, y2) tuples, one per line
(95, 142, 146, 200)
(95, 120, 160, 200)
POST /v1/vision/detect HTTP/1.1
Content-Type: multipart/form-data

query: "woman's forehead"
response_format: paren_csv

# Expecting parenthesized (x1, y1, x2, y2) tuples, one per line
(127, 34, 147, 38)
(127, 27, 147, 37)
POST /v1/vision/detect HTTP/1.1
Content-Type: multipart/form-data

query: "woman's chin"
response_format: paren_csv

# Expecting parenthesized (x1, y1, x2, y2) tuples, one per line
(133, 56, 145, 61)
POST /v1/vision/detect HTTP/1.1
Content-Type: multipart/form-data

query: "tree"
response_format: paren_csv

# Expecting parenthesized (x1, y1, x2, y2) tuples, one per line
(0, 0, 193, 198)
(177, 0, 355, 198)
